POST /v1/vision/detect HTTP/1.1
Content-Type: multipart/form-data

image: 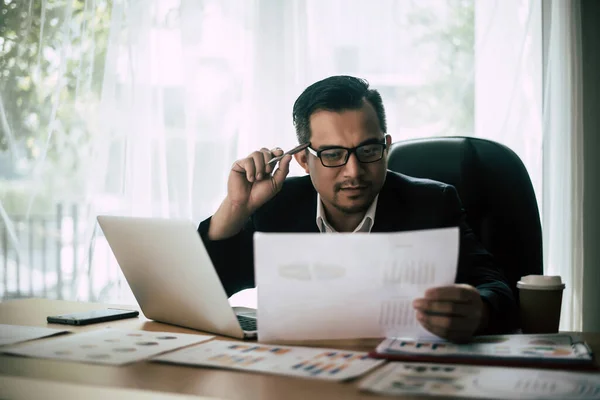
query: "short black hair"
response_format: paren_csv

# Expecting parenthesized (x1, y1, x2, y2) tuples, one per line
(292, 75, 387, 144)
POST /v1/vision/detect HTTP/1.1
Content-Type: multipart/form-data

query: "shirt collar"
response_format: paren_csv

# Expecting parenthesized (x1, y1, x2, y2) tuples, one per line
(316, 194, 379, 233)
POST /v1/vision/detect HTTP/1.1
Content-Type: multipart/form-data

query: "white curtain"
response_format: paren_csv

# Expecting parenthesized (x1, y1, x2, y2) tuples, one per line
(0, 0, 582, 330)
(474, 0, 543, 203)
(541, 0, 584, 332)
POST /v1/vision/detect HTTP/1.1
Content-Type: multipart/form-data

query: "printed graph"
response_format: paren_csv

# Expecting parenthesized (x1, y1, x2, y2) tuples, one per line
(394, 340, 448, 351)
(227, 344, 291, 355)
(521, 346, 574, 357)
(292, 360, 350, 376)
(315, 351, 371, 362)
(378, 299, 419, 328)
(288, 352, 372, 377)
(383, 260, 436, 285)
(207, 353, 264, 367)
(361, 362, 600, 399)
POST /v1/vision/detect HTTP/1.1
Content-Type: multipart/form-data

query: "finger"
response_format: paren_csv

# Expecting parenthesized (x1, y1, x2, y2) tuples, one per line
(413, 299, 474, 318)
(417, 318, 452, 340)
(424, 285, 478, 303)
(417, 311, 452, 331)
(270, 154, 292, 193)
(417, 311, 476, 333)
(263, 148, 280, 175)
(250, 151, 267, 180)
(265, 147, 285, 174)
(232, 158, 256, 182)
(417, 317, 473, 343)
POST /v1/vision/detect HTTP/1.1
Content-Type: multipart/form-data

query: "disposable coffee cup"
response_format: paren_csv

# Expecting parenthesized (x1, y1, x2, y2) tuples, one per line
(517, 275, 565, 334)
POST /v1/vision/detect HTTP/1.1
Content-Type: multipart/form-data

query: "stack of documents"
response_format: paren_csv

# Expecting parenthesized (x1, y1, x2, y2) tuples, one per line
(369, 333, 596, 370)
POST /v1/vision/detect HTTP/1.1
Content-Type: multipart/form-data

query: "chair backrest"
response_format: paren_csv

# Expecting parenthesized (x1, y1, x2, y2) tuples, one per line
(387, 136, 543, 302)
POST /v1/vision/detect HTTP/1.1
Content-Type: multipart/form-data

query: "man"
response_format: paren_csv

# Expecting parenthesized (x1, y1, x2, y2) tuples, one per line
(198, 75, 516, 342)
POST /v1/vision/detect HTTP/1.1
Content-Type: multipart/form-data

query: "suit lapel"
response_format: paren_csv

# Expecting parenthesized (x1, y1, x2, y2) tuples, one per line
(289, 183, 320, 233)
(372, 171, 411, 232)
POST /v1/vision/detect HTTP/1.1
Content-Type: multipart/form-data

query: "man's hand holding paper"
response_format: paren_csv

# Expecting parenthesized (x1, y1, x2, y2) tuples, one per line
(413, 284, 490, 343)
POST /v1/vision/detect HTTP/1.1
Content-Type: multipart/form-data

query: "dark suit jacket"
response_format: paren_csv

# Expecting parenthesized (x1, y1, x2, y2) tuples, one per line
(198, 171, 517, 333)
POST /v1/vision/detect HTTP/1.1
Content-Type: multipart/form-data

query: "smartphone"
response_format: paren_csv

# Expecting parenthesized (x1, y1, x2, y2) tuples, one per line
(47, 309, 139, 326)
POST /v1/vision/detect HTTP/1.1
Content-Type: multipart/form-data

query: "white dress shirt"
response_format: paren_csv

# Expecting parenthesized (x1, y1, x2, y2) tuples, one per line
(315, 194, 379, 233)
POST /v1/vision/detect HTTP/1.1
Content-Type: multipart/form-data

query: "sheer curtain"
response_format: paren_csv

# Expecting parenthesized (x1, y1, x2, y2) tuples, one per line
(541, 0, 584, 332)
(474, 0, 543, 203)
(0, 0, 583, 330)
(475, 0, 585, 331)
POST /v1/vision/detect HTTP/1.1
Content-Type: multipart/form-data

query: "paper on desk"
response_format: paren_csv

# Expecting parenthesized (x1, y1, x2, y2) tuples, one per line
(358, 361, 600, 399)
(254, 228, 459, 342)
(375, 333, 594, 361)
(154, 339, 384, 381)
(3, 328, 213, 365)
(0, 324, 69, 346)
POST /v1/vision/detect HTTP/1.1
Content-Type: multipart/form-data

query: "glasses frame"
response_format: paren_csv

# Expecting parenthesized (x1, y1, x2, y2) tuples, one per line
(306, 135, 389, 168)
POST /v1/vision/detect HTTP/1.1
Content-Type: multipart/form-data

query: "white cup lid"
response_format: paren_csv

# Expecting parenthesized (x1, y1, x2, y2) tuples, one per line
(517, 275, 565, 290)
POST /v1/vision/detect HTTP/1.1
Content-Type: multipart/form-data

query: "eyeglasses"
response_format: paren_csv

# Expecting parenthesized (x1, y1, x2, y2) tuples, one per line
(307, 137, 388, 168)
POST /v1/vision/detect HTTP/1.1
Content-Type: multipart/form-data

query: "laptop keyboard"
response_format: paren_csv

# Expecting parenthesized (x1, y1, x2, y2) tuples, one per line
(237, 315, 257, 331)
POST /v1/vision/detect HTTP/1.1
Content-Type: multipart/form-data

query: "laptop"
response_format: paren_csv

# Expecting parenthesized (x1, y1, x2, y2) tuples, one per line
(96, 215, 257, 339)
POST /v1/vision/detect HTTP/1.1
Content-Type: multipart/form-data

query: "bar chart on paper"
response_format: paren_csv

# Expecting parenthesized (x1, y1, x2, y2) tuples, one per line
(153, 340, 384, 381)
(227, 344, 291, 354)
(383, 259, 437, 285)
(376, 243, 456, 339)
(206, 344, 291, 367)
(379, 299, 420, 328)
(292, 351, 374, 377)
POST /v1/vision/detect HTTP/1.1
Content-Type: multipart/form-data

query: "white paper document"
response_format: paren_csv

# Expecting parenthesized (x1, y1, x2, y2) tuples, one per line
(3, 328, 213, 365)
(254, 228, 459, 342)
(154, 339, 384, 381)
(359, 362, 600, 399)
(375, 333, 593, 362)
(0, 324, 69, 346)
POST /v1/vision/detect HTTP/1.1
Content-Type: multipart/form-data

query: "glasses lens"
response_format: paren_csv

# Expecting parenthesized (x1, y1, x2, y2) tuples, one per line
(319, 148, 348, 167)
(356, 144, 384, 162)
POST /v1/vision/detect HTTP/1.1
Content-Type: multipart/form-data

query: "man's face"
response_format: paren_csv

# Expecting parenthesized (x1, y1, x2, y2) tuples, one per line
(294, 101, 392, 215)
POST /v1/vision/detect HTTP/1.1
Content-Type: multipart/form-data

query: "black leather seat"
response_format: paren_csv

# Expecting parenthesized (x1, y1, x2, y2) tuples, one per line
(387, 136, 543, 305)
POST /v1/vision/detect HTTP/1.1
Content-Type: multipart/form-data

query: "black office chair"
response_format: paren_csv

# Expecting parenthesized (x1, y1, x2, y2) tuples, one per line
(387, 136, 543, 305)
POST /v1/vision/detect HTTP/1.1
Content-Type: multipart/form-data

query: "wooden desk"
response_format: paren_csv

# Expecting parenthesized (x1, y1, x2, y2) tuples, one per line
(1, 298, 599, 400)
